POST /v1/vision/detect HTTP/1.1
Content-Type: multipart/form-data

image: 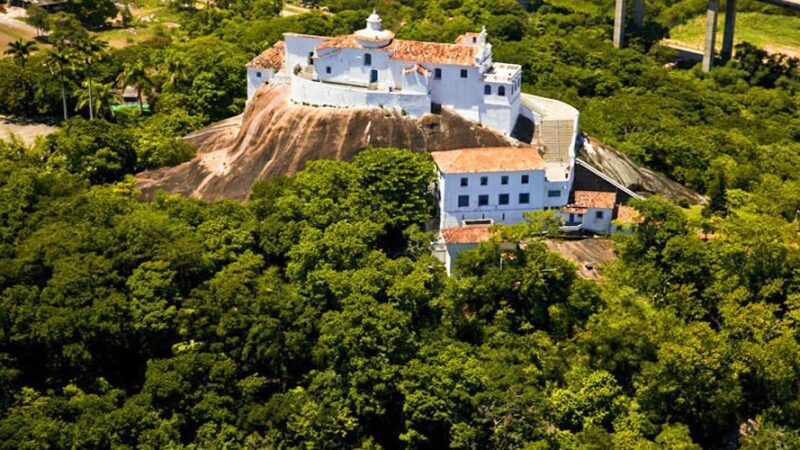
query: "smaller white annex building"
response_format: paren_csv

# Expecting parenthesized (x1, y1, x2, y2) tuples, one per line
(246, 11, 523, 135)
(431, 146, 571, 229)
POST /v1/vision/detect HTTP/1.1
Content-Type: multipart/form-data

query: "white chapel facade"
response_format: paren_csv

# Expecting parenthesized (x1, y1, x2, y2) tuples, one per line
(246, 11, 523, 135)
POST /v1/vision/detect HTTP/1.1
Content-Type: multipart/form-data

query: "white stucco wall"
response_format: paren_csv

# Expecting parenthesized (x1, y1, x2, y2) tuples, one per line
(480, 101, 519, 137)
(428, 64, 482, 123)
(316, 47, 393, 88)
(290, 74, 431, 117)
(519, 104, 540, 125)
(581, 207, 614, 234)
(281, 32, 524, 134)
(284, 34, 328, 74)
(543, 179, 571, 208)
(247, 68, 274, 100)
(438, 169, 572, 228)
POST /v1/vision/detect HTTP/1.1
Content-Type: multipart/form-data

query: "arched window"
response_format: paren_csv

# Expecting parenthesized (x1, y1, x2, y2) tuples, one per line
(364, 53, 372, 66)
(498, 86, 506, 96)
(484, 85, 491, 95)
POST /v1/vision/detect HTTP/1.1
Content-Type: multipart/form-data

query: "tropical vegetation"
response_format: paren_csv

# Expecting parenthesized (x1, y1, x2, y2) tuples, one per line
(0, 0, 799, 447)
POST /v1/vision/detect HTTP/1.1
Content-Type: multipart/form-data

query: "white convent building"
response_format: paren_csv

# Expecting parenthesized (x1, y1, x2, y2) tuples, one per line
(246, 11, 523, 135)
(246, 11, 643, 275)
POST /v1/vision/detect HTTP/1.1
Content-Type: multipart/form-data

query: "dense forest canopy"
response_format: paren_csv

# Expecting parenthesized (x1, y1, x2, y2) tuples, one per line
(1, 0, 800, 447)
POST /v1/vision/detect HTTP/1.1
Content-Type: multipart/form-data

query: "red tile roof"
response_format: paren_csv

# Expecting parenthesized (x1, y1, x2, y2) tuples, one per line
(441, 225, 494, 244)
(391, 39, 478, 65)
(315, 35, 479, 66)
(431, 147, 545, 174)
(573, 191, 616, 209)
(247, 41, 285, 69)
(316, 34, 360, 51)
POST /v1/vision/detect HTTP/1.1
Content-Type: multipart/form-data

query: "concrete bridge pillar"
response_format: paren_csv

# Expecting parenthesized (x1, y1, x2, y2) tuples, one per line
(613, 0, 627, 48)
(613, 0, 645, 48)
(702, 0, 719, 72)
(721, 0, 737, 61)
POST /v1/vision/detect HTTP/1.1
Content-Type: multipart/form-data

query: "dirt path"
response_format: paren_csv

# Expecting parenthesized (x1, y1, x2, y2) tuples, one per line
(0, 116, 58, 146)
(0, 7, 39, 35)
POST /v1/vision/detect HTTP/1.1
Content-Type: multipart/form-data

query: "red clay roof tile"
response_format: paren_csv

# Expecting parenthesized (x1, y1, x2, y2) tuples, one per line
(314, 35, 480, 66)
(247, 41, 285, 70)
(572, 191, 616, 209)
(431, 147, 545, 173)
(441, 225, 494, 244)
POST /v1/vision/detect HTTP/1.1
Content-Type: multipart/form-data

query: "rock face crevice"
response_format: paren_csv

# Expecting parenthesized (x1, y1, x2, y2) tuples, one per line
(136, 84, 514, 201)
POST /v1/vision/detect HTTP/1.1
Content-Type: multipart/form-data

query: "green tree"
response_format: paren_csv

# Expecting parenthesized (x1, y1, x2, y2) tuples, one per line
(46, 118, 137, 183)
(46, 48, 75, 121)
(634, 322, 743, 440)
(63, 0, 117, 28)
(76, 79, 119, 119)
(76, 37, 108, 120)
(117, 61, 153, 114)
(24, 4, 51, 37)
(4, 39, 37, 66)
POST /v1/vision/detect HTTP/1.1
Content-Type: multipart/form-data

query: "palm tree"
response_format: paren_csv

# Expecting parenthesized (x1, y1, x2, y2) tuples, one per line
(76, 79, 120, 119)
(160, 50, 190, 90)
(117, 61, 153, 114)
(77, 37, 108, 120)
(46, 49, 75, 121)
(5, 39, 38, 66)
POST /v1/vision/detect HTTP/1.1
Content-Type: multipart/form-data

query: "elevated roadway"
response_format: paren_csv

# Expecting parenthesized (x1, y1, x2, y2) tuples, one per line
(613, 0, 800, 71)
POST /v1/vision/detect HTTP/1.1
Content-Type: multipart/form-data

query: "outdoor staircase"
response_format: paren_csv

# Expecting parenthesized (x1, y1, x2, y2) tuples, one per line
(538, 119, 575, 163)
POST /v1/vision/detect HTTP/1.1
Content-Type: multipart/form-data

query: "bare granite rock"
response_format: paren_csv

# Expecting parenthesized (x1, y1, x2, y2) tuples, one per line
(136, 83, 513, 201)
(579, 138, 706, 205)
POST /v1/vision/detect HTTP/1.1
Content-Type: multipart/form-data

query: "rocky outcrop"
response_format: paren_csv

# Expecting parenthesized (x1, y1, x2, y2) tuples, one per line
(136, 83, 704, 205)
(579, 138, 706, 205)
(136, 84, 513, 201)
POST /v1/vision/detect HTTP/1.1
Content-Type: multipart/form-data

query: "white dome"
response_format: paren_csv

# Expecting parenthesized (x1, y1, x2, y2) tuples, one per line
(354, 10, 394, 48)
(367, 10, 381, 28)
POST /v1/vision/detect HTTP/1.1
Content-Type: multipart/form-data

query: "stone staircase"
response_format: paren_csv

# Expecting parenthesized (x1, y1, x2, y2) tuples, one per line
(538, 119, 575, 163)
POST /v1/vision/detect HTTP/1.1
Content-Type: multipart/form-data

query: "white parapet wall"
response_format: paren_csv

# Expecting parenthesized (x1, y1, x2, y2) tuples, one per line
(290, 74, 432, 117)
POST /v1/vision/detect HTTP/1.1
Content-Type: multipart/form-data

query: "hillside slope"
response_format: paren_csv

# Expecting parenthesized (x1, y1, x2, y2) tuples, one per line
(136, 84, 513, 201)
(579, 139, 706, 204)
(137, 84, 703, 204)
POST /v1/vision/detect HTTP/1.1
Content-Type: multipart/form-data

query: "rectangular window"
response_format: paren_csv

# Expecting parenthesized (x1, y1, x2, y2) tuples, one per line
(326, 66, 331, 74)
(595, 210, 604, 219)
(364, 53, 372, 66)
(547, 190, 561, 198)
(464, 218, 493, 225)
(434, 68, 442, 79)
(478, 195, 489, 206)
(480, 176, 488, 186)
(256, 72, 262, 78)
(460, 177, 468, 187)
(521, 174, 529, 184)
(460, 69, 468, 78)
(458, 195, 469, 207)
(501, 175, 508, 185)
(498, 194, 509, 205)
(519, 193, 530, 204)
